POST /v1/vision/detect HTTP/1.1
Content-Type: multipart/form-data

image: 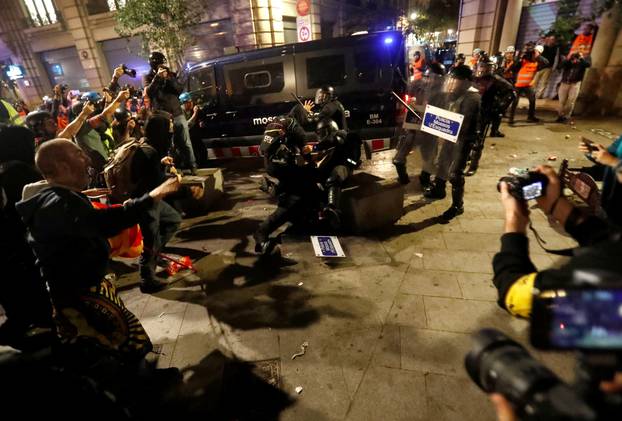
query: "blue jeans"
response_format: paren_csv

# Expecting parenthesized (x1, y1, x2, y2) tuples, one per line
(173, 114, 197, 169)
(138, 200, 182, 282)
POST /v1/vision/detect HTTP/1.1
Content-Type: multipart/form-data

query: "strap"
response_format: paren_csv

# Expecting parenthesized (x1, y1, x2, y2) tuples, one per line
(528, 221, 575, 256)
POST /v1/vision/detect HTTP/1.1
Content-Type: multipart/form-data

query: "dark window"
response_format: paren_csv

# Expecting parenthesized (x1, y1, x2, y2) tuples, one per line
(354, 52, 379, 83)
(306, 55, 346, 88)
(244, 71, 271, 89)
(321, 21, 334, 39)
(227, 62, 285, 105)
(188, 66, 216, 105)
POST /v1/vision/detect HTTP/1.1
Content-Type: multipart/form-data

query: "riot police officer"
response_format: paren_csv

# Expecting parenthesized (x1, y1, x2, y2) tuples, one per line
(466, 59, 515, 176)
(424, 65, 481, 220)
(313, 118, 361, 228)
(393, 62, 446, 186)
(290, 85, 348, 131)
(254, 115, 319, 255)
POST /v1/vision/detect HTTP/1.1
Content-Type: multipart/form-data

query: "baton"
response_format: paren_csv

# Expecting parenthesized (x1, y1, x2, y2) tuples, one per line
(291, 92, 312, 115)
(391, 91, 422, 120)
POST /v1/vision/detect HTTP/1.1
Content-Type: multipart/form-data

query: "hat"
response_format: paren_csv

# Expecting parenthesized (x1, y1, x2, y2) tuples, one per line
(473, 48, 482, 55)
(505, 46, 515, 53)
(535, 45, 544, 53)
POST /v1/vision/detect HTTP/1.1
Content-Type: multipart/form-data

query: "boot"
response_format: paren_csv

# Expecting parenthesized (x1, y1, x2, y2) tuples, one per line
(394, 162, 410, 185)
(465, 150, 482, 177)
(441, 184, 465, 221)
(254, 207, 288, 254)
(526, 115, 540, 123)
(489, 130, 505, 137)
(324, 185, 342, 229)
(423, 179, 446, 200)
(419, 171, 432, 190)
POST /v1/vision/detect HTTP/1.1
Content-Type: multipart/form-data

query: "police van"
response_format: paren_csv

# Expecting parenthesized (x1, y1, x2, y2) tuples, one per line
(184, 31, 407, 159)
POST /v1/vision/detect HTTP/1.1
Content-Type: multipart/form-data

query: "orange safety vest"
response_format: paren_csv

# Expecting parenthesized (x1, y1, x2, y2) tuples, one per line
(515, 59, 538, 88)
(569, 33, 594, 57)
(412, 57, 425, 81)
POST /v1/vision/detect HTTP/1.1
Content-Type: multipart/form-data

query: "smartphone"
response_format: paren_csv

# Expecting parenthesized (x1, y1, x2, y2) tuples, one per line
(581, 137, 598, 152)
(531, 287, 622, 351)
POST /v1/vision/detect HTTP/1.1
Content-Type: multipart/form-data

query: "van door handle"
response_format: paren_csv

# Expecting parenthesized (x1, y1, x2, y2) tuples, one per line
(205, 113, 217, 118)
(225, 111, 237, 116)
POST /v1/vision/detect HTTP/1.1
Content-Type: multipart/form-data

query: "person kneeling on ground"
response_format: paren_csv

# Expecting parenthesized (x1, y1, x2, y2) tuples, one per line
(16, 138, 182, 360)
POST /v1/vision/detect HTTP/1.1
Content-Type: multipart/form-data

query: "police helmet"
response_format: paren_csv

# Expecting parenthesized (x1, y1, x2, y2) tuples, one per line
(448, 64, 473, 81)
(113, 106, 130, 122)
(475, 60, 494, 78)
(315, 86, 335, 106)
(179, 92, 192, 104)
(426, 62, 446, 77)
(149, 51, 167, 69)
(25, 110, 53, 129)
(316, 118, 339, 142)
(81, 91, 102, 104)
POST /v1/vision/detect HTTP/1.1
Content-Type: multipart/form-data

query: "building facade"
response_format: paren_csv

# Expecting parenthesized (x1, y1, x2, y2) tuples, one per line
(0, 0, 408, 106)
(456, 0, 622, 115)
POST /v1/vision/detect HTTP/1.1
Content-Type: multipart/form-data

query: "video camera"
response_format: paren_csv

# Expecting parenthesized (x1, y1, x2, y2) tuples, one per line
(498, 169, 549, 201)
(120, 64, 137, 78)
(466, 284, 622, 420)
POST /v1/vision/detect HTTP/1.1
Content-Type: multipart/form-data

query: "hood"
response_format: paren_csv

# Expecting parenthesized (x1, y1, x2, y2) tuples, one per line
(21, 179, 50, 201)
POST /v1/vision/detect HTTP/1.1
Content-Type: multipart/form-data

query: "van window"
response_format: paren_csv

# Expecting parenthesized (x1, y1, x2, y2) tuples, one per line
(307, 55, 346, 88)
(228, 62, 284, 98)
(354, 52, 378, 84)
(244, 71, 271, 89)
(188, 66, 216, 105)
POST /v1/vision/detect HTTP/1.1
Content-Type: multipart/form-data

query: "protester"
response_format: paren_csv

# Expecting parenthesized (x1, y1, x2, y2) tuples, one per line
(508, 44, 548, 125)
(568, 22, 597, 58)
(534, 33, 559, 98)
(411, 51, 426, 82)
(17, 138, 182, 359)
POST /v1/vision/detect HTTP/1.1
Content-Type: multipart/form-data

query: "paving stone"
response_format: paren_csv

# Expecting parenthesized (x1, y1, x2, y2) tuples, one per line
(401, 327, 473, 377)
(400, 269, 463, 298)
(141, 294, 189, 318)
(456, 272, 498, 301)
(345, 366, 428, 421)
(425, 373, 496, 421)
(442, 232, 501, 253)
(422, 249, 494, 274)
(458, 218, 506, 234)
(169, 333, 220, 368)
(179, 303, 221, 336)
(119, 288, 150, 318)
(141, 311, 185, 344)
(423, 296, 528, 335)
(387, 293, 427, 328)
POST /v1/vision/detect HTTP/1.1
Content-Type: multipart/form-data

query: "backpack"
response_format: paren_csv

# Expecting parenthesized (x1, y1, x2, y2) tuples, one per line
(103, 138, 143, 203)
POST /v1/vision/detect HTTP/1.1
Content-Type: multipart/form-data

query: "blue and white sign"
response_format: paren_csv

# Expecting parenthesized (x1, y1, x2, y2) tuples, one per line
(421, 104, 465, 143)
(311, 236, 346, 258)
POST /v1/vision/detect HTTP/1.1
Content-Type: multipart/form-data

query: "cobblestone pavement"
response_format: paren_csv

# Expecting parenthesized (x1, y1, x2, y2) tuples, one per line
(117, 110, 622, 420)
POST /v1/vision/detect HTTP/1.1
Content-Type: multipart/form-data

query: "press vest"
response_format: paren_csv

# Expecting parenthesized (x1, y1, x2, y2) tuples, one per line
(515, 60, 538, 88)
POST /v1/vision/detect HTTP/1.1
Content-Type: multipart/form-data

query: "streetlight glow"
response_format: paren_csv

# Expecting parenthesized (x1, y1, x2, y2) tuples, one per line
(410, 12, 418, 20)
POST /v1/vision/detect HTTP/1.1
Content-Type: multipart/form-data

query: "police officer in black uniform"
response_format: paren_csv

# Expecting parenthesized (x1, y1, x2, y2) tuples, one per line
(313, 118, 361, 228)
(254, 115, 319, 255)
(393, 62, 446, 185)
(465, 59, 515, 176)
(424, 65, 481, 221)
(290, 86, 348, 131)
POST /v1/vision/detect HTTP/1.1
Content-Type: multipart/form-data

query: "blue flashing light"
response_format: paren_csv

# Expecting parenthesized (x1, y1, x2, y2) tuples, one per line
(384, 37, 394, 45)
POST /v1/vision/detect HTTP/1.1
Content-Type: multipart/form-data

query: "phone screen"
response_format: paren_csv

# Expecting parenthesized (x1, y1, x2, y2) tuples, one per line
(522, 181, 544, 200)
(533, 289, 622, 350)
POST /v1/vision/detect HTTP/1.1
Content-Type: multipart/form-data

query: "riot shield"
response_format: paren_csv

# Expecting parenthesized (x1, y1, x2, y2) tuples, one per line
(395, 74, 476, 181)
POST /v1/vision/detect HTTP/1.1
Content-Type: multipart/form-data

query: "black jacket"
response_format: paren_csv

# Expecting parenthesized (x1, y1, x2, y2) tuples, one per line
(493, 214, 622, 311)
(559, 56, 591, 84)
(144, 70, 183, 117)
(16, 186, 155, 300)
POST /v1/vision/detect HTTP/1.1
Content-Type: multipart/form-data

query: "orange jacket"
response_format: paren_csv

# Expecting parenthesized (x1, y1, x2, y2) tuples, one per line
(569, 33, 594, 57)
(515, 59, 538, 88)
(412, 57, 425, 81)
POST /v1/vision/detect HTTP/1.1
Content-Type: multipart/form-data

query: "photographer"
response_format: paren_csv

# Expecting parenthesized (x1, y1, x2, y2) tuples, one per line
(493, 166, 621, 319)
(578, 136, 622, 226)
(556, 51, 591, 123)
(144, 52, 197, 174)
(51, 84, 70, 130)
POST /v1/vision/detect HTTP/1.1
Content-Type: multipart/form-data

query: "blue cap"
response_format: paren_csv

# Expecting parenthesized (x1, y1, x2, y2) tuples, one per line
(179, 92, 192, 103)
(81, 91, 102, 103)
